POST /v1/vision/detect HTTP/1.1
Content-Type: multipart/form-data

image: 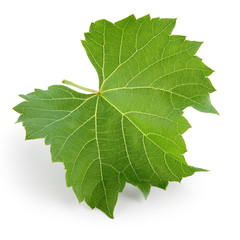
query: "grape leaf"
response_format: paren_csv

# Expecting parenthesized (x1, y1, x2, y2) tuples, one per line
(14, 14, 217, 218)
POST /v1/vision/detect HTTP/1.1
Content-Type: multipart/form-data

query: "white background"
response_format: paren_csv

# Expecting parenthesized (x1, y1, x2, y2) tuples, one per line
(0, 0, 239, 239)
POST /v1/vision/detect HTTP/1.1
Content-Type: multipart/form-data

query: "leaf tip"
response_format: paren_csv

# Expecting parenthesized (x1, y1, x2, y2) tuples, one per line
(170, 18, 177, 25)
(211, 107, 219, 115)
(143, 193, 149, 200)
(138, 183, 151, 199)
(192, 166, 209, 172)
(215, 110, 220, 116)
(100, 207, 114, 219)
(12, 106, 17, 112)
(108, 213, 114, 219)
(128, 14, 136, 21)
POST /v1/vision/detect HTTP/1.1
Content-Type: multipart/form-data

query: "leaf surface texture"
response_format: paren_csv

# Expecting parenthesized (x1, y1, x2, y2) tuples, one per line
(14, 15, 217, 218)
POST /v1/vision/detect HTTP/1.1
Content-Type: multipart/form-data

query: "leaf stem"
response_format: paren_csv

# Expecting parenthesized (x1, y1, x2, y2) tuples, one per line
(62, 79, 98, 93)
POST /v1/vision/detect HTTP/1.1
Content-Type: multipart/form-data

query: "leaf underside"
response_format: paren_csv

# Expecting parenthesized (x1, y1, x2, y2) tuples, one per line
(14, 15, 217, 218)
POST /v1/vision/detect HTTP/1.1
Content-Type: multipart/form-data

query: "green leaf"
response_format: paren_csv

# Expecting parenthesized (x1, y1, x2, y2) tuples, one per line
(14, 15, 217, 218)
